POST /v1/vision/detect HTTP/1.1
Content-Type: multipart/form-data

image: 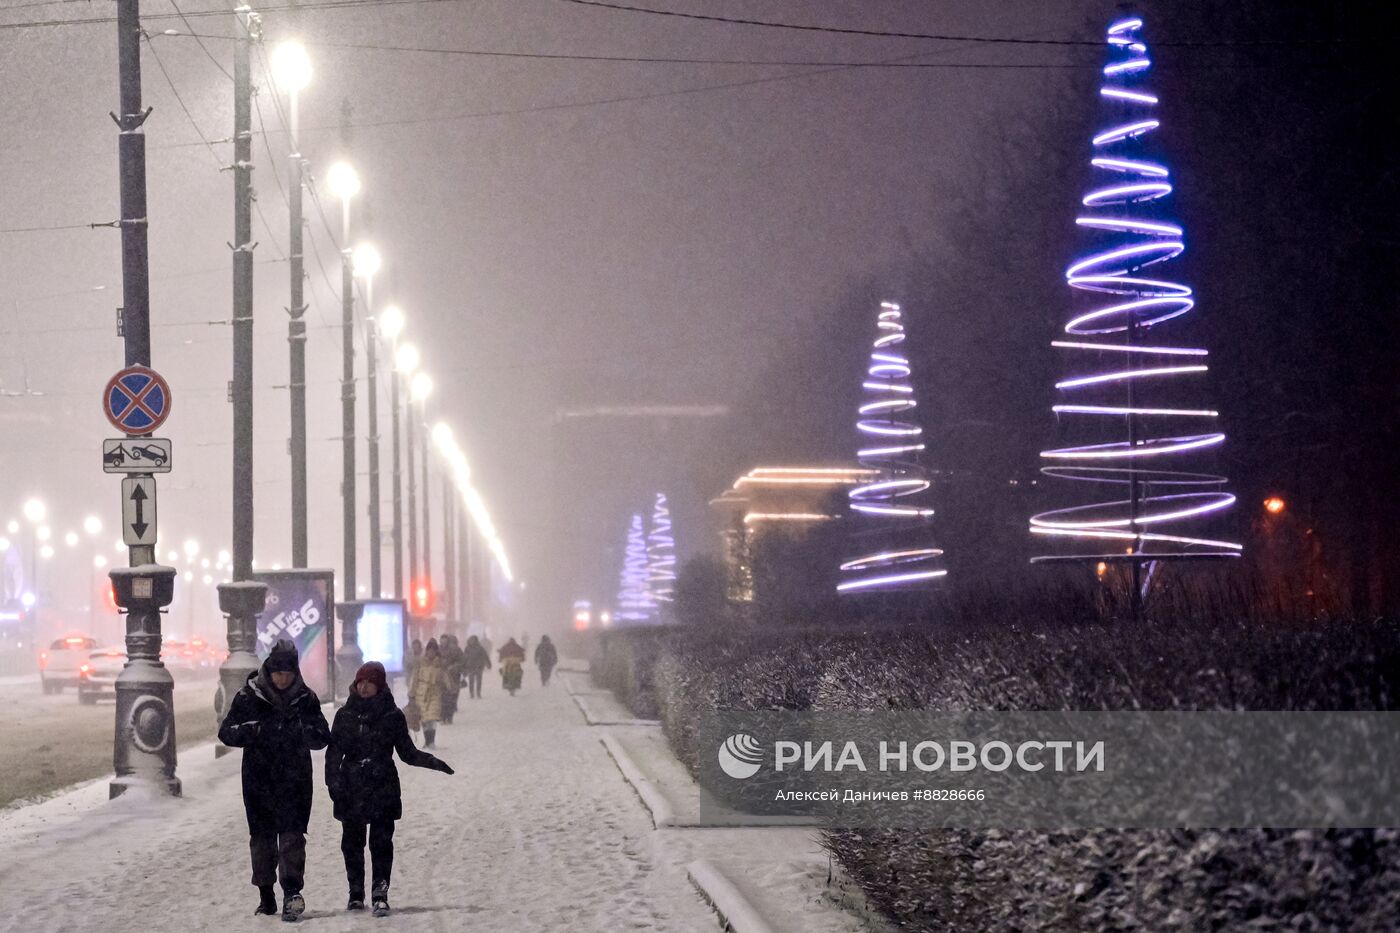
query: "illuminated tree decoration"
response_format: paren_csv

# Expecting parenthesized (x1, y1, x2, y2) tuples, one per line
(647, 493, 677, 603)
(838, 301, 947, 594)
(616, 513, 656, 622)
(1031, 15, 1241, 588)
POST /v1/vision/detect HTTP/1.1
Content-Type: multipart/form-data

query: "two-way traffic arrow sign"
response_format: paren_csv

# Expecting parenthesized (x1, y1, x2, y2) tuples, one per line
(121, 476, 157, 546)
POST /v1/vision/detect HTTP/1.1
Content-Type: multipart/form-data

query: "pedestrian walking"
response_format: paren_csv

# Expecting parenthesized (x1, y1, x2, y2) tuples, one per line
(326, 662, 455, 917)
(462, 635, 491, 698)
(217, 638, 331, 922)
(406, 637, 447, 748)
(498, 637, 525, 695)
(440, 634, 465, 724)
(534, 635, 558, 686)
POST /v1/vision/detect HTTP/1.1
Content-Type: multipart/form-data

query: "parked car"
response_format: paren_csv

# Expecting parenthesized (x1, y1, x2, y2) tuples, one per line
(77, 647, 126, 705)
(39, 635, 99, 694)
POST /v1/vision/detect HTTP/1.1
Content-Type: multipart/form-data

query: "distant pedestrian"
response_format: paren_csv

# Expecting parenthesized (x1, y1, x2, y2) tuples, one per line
(326, 662, 454, 917)
(440, 635, 465, 724)
(498, 637, 525, 695)
(406, 638, 447, 748)
(534, 635, 558, 686)
(462, 635, 491, 698)
(218, 638, 330, 923)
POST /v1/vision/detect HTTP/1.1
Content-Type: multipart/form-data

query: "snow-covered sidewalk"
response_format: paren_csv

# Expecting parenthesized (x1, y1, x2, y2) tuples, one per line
(0, 666, 722, 933)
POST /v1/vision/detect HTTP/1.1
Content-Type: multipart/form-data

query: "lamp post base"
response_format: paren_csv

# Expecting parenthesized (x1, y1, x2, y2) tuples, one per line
(215, 581, 268, 758)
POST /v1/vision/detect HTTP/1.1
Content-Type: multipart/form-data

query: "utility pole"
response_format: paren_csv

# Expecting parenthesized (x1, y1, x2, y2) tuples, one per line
(443, 473, 455, 622)
(406, 394, 419, 595)
(334, 100, 363, 699)
(390, 354, 404, 599)
(287, 68, 308, 568)
(215, 7, 268, 747)
(421, 408, 432, 621)
(109, 0, 180, 798)
(459, 501, 472, 624)
(366, 315, 382, 596)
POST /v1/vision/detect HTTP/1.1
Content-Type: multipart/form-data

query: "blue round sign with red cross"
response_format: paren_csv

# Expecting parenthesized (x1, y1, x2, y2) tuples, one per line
(103, 365, 173, 436)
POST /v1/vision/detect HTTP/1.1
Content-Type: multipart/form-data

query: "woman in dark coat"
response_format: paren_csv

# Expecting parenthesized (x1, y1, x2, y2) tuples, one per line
(326, 661, 454, 916)
(218, 638, 331, 922)
(462, 635, 491, 699)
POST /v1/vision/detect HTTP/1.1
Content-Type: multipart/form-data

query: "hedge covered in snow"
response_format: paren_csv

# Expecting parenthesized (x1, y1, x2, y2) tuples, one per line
(592, 612, 1400, 930)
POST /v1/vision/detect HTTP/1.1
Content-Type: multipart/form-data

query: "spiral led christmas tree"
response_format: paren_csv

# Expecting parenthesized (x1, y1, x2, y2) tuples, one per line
(1031, 15, 1240, 581)
(617, 513, 656, 622)
(839, 301, 946, 594)
(647, 493, 677, 604)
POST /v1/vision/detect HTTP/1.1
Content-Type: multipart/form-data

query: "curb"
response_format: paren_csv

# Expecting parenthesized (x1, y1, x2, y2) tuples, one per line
(566, 678, 660, 727)
(687, 858, 776, 933)
(599, 731, 676, 829)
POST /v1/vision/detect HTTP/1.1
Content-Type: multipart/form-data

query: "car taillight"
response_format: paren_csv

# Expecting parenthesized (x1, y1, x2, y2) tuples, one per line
(39, 651, 48, 668)
(79, 664, 91, 676)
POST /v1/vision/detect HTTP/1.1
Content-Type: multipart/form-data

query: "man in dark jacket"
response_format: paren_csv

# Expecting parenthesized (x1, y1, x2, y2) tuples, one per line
(533, 635, 558, 686)
(327, 661, 454, 916)
(218, 638, 331, 922)
(462, 635, 490, 699)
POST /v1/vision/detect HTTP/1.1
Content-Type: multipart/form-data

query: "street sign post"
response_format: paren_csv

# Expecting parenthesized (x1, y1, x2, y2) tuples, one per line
(103, 437, 172, 473)
(121, 476, 157, 546)
(103, 365, 173, 436)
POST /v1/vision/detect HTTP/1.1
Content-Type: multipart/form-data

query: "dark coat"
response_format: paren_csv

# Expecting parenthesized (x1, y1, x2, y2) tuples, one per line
(218, 665, 330, 835)
(325, 689, 448, 823)
(534, 640, 558, 669)
(462, 641, 491, 673)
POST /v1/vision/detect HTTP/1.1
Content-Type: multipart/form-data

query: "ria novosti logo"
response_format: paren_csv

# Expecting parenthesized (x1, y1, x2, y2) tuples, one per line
(717, 733, 764, 780)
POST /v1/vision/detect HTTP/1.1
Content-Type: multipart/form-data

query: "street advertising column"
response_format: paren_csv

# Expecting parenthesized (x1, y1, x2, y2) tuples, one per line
(358, 599, 407, 675)
(251, 569, 334, 698)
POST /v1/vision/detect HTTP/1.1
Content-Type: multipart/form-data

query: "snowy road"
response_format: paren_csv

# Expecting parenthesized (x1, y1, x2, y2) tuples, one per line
(0, 668, 723, 933)
(0, 676, 219, 808)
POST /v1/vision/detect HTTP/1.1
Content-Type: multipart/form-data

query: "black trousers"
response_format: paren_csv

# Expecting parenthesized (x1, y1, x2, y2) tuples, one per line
(250, 831, 306, 895)
(466, 670, 483, 697)
(341, 820, 396, 895)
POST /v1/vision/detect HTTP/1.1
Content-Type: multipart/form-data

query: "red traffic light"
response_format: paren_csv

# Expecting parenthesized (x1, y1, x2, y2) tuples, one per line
(411, 579, 435, 615)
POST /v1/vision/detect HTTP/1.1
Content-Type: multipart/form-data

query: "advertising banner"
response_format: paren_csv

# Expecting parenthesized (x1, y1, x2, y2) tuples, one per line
(252, 569, 335, 699)
(359, 599, 407, 674)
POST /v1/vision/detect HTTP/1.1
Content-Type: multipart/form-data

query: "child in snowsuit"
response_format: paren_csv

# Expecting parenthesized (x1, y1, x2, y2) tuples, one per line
(326, 662, 454, 916)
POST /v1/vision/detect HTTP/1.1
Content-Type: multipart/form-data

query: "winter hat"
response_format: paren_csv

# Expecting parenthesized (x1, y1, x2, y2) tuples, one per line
(353, 661, 388, 692)
(266, 638, 300, 673)
(424, 638, 440, 657)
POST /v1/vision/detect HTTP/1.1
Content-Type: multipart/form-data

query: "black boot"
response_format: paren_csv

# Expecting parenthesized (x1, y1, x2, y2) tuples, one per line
(371, 881, 390, 918)
(424, 727, 436, 749)
(281, 892, 305, 923)
(255, 885, 278, 916)
(347, 891, 366, 911)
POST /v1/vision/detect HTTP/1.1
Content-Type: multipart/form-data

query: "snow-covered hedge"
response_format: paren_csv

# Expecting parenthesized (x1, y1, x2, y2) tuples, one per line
(597, 612, 1400, 930)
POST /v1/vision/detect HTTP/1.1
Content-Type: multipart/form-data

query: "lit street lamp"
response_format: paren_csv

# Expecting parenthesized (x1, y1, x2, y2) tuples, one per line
(398, 345, 421, 593)
(271, 40, 314, 568)
(413, 373, 434, 626)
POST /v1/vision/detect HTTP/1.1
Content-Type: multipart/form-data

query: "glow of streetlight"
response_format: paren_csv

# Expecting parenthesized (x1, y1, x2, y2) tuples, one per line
(0, 537, 9, 552)
(379, 305, 404, 340)
(411, 371, 433, 403)
(217, 549, 231, 566)
(64, 531, 79, 548)
(6, 520, 17, 534)
(94, 555, 107, 569)
(22, 498, 45, 524)
(431, 421, 453, 448)
(39, 544, 54, 559)
(35, 525, 51, 542)
(326, 161, 360, 201)
(352, 243, 381, 279)
(396, 343, 420, 375)
(1264, 496, 1286, 515)
(270, 40, 313, 93)
(83, 515, 103, 536)
(184, 539, 200, 559)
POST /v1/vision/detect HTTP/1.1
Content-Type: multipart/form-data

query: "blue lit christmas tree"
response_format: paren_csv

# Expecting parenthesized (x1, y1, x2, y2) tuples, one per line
(838, 301, 946, 594)
(647, 493, 676, 604)
(616, 513, 655, 622)
(1030, 14, 1240, 606)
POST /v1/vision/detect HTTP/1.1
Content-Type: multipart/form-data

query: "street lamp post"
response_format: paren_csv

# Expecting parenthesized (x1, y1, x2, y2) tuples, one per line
(380, 306, 405, 600)
(353, 244, 383, 597)
(414, 373, 434, 627)
(329, 164, 362, 699)
(398, 345, 421, 598)
(270, 41, 313, 569)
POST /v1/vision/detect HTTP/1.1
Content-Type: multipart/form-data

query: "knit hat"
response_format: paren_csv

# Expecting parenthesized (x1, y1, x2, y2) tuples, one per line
(266, 638, 300, 673)
(353, 661, 388, 693)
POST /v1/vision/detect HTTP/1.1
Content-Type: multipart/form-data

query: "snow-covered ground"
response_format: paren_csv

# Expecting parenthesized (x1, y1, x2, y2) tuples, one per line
(0, 665, 719, 933)
(0, 663, 880, 933)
